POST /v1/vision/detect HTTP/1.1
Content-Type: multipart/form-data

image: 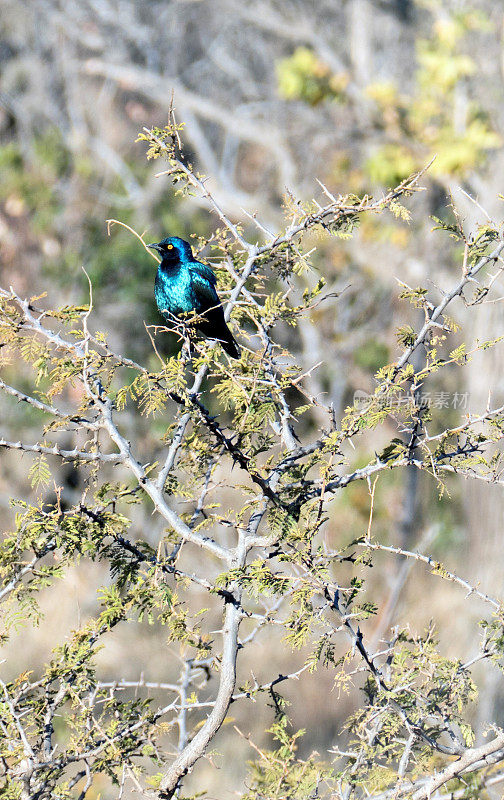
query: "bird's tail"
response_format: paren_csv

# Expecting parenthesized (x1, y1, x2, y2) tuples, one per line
(221, 334, 240, 359)
(198, 318, 240, 358)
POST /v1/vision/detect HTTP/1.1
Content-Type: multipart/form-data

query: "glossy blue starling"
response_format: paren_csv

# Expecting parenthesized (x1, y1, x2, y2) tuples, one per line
(148, 236, 240, 358)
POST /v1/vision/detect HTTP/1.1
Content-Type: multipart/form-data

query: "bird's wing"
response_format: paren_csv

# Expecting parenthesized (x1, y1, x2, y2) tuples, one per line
(189, 259, 218, 286)
(189, 261, 220, 311)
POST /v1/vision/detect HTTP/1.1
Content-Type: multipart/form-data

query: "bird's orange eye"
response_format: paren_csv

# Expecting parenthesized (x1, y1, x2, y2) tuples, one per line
(167, 244, 174, 249)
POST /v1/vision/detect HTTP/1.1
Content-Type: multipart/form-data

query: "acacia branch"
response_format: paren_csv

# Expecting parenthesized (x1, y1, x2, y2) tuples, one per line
(0, 378, 98, 429)
(158, 599, 242, 797)
(411, 731, 504, 800)
(356, 539, 501, 610)
(0, 541, 56, 602)
(96, 395, 230, 562)
(0, 437, 122, 463)
(0, 287, 230, 561)
(393, 239, 504, 376)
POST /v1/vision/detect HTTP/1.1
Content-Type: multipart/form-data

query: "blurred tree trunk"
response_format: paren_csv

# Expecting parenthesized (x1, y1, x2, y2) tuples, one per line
(466, 299, 504, 735)
(456, 184, 504, 735)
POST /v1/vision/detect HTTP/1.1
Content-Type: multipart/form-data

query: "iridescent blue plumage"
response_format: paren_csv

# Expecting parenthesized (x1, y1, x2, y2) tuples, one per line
(148, 236, 239, 358)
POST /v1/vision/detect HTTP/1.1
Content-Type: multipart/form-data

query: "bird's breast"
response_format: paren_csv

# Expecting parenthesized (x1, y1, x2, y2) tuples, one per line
(155, 267, 194, 317)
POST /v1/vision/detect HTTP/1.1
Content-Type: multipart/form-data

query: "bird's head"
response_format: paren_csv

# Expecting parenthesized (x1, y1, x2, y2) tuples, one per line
(147, 236, 193, 264)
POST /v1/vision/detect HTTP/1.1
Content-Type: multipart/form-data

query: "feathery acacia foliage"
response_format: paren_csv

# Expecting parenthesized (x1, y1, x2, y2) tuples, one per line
(2, 121, 504, 800)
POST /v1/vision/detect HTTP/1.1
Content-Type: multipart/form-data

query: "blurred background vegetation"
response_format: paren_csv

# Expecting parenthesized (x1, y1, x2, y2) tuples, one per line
(2, 1, 504, 796)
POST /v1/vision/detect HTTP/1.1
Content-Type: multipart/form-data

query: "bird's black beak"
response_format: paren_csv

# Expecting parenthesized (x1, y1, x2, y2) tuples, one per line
(147, 243, 161, 252)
